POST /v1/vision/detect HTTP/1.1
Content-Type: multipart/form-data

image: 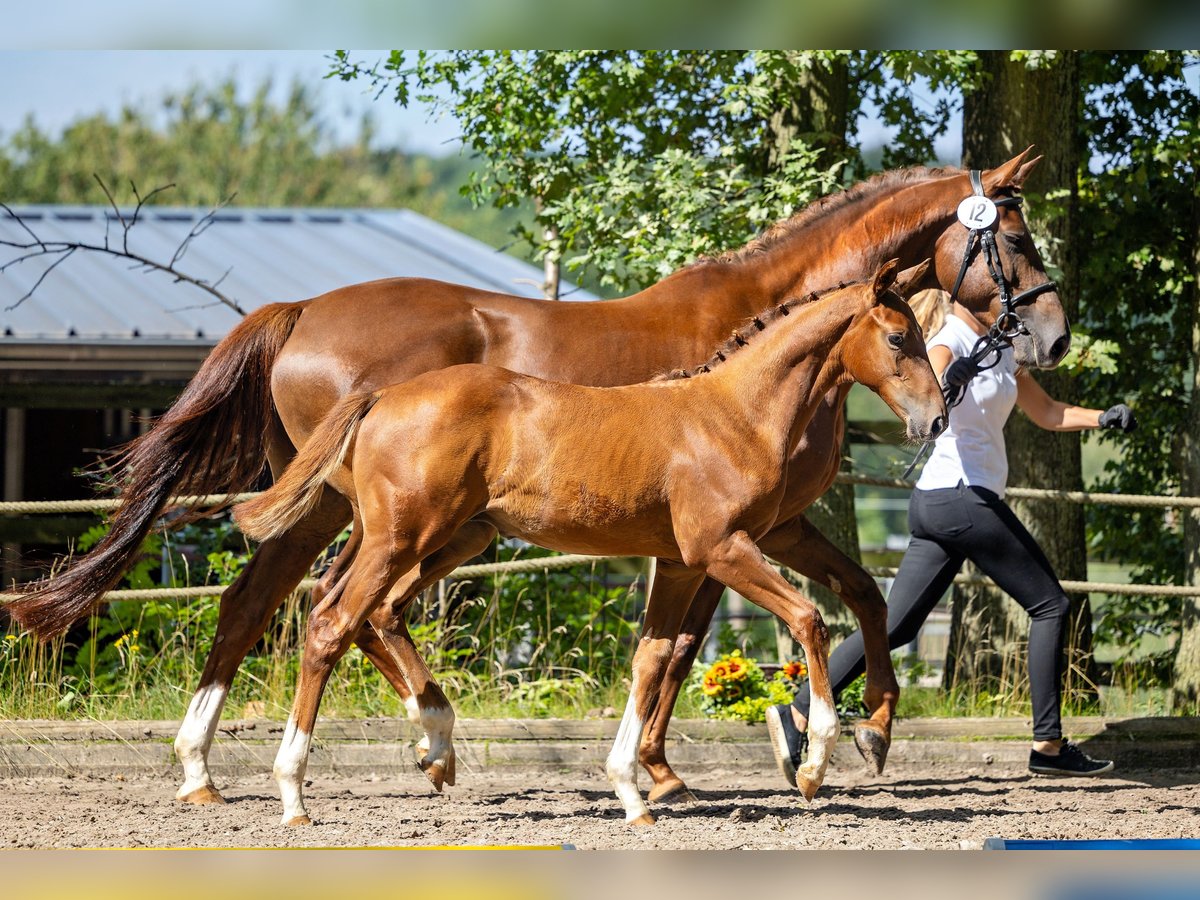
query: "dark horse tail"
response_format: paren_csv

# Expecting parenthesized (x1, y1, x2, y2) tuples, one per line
(5, 302, 307, 640)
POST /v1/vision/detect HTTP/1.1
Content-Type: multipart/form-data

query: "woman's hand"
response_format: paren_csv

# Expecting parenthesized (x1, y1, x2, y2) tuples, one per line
(1099, 404, 1137, 432)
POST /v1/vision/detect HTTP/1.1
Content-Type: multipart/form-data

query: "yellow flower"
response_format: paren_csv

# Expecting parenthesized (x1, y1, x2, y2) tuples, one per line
(725, 657, 749, 681)
(4, 634, 18, 642)
(701, 677, 723, 697)
(709, 661, 730, 681)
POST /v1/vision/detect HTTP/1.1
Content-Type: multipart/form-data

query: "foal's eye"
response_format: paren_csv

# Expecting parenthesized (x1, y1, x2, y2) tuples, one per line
(887, 333, 904, 349)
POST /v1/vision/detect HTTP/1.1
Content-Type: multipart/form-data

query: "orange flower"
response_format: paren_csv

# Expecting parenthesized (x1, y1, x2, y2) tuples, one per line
(701, 676, 723, 697)
(782, 660, 807, 680)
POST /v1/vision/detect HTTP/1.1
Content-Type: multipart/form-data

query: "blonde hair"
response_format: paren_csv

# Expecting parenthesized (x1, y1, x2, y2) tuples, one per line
(907, 288, 952, 339)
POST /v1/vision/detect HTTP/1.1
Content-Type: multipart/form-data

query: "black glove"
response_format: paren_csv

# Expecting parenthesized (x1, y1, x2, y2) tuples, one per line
(1099, 403, 1137, 433)
(942, 357, 980, 388)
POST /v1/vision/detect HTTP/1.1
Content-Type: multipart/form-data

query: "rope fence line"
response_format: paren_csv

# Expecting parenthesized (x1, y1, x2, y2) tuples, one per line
(4, 554, 1200, 605)
(2, 478, 1198, 516)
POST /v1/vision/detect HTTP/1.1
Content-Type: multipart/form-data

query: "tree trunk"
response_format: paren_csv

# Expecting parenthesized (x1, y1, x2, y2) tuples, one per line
(946, 51, 1097, 701)
(1171, 168, 1200, 711)
(756, 54, 859, 659)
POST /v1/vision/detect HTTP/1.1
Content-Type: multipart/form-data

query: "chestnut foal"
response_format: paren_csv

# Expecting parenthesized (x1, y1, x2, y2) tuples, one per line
(234, 260, 946, 826)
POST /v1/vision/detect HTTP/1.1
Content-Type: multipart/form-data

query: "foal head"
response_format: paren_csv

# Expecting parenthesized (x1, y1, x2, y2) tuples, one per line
(840, 259, 946, 443)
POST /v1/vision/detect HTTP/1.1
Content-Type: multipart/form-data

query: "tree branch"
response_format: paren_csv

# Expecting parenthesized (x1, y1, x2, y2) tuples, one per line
(0, 181, 247, 317)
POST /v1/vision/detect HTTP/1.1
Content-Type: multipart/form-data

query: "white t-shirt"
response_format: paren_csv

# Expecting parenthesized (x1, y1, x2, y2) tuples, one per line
(914, 315, 1018, 497)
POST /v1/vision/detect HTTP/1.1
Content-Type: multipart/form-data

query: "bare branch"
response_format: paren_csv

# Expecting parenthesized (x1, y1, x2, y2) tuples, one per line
(6, 246, 75, 311)
(0, 183, 248, 318)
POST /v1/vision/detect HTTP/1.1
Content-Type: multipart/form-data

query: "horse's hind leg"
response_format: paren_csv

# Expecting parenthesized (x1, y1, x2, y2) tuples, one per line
(638, 565, 721, 805)
(760, 514, 899, 774)
(173, 487, 351, 804)
(699, 531, 838, 802)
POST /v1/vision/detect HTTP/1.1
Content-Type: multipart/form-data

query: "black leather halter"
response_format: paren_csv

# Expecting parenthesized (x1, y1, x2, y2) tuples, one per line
(950, 169, 1058, 342)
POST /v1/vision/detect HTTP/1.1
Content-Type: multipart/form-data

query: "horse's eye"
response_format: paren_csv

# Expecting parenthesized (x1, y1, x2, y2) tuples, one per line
(887, 332, 904, 349)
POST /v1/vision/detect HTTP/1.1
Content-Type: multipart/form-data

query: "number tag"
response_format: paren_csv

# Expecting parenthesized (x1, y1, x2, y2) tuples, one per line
(957, 196, 997, 229)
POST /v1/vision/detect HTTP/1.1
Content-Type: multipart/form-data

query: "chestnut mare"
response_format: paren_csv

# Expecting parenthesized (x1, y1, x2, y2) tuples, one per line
(233, 261, 946, 826)
(8, 148, 1070, 808)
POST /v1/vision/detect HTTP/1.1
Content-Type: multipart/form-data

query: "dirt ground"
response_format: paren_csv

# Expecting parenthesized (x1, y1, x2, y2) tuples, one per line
(3, 758, 1198, 849)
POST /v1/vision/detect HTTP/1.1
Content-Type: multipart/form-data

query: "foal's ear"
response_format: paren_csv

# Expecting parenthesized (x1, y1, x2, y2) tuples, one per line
(870, 258, 900, 300)
(982, 145, 1037, 192)
(892, 259, 932, 299)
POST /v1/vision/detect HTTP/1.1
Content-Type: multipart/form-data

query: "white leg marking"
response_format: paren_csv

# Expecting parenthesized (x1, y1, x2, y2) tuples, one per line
(798, 691, 841, 790)
(418, 704, 455, 772)
(273, 718, 313, 824)
(173, 683, 228, 799)
(605, 683, 650, 823)
(404, 693, 422, 724)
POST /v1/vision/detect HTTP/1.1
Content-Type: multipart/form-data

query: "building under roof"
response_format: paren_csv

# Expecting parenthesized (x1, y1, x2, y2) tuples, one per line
(0, 206, 595, 565)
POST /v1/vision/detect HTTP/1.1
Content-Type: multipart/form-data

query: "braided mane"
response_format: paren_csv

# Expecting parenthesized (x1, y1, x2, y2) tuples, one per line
(656, 281, 858, 382)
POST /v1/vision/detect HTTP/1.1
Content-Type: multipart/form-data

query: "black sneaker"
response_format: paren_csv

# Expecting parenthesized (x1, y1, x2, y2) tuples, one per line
(765, 704, 808, 789)
(1028, 739, 1114, 777)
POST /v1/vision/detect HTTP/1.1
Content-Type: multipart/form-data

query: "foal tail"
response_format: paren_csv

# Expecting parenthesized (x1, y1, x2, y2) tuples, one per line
(5, 302, 306, 640)
(234, 391, 378, 543)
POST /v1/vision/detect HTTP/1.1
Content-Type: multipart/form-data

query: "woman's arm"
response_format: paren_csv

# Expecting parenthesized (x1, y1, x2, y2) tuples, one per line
(1015, 370, 1103, 431)
(928, 344, 953, 380)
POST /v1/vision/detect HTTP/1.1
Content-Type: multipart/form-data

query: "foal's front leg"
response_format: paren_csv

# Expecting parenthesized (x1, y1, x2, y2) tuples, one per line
(759, 513, 900, 773)
(698, 531, 839, 801)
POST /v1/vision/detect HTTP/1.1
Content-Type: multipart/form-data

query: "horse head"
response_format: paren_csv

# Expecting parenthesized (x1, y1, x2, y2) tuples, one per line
(928, 147, 1071, 369)
(843, 259, 947, 443)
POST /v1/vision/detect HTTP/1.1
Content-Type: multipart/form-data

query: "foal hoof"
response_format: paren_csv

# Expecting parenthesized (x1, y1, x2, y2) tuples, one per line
(177, 785, 226, 805)
(443, 748, 457, 787)
(853, 724, 891, 775)
(796, 774, 821, 804)
(648, 779, 698, 805)
(420, 759, 448, 792)
(283, 814, 313, 827)
(627, 813, 656, 828)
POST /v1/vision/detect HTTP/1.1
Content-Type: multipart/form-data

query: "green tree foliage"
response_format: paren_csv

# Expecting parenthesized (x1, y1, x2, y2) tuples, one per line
(1076, 52, 1200, 669)
(0, 77, 527, 252)
(331, 51, 976, 292)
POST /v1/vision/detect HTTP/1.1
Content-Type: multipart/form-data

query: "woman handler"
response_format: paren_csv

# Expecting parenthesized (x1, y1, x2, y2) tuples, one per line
(767, 290, 1137, 781)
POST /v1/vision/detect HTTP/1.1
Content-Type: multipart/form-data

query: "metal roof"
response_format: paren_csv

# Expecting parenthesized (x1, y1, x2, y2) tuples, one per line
(0, 206, 595, 345)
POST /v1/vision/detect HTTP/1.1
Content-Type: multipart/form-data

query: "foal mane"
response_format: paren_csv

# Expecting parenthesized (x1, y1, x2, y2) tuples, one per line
(699, 165, 958, 268)
(656, 281, 857, 382)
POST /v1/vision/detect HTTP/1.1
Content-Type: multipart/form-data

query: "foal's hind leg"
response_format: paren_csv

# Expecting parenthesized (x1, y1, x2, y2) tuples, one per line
(637, 564, 722, 805)
(607, 565, 705, 825)
(174, 487, 351, 804)
(760, 514, 899, 774)
(698, 531, 839, 802)
(361, 520, 498, 790)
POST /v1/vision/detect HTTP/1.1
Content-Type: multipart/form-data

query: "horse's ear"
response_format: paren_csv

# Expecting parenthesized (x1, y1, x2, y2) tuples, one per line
(1011, 154, 1043, 188)
(893, 259, 932, 299)
(870, 259, 901, 301)
(982, 145, 1036, 192)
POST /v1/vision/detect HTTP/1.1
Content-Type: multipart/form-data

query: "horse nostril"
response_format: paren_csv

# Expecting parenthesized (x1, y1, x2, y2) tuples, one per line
(1049, 334, 1071, 365)
(930, 415, 946, 439)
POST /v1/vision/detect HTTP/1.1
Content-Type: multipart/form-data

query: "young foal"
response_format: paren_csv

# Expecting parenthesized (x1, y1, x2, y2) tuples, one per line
(235, 260, 946, 827)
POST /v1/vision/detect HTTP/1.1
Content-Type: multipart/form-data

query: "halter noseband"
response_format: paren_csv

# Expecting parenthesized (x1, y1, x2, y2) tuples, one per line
(948, 169, 1058, 343)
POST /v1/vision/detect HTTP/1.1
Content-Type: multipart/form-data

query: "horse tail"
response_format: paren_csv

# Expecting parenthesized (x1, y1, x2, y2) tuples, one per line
(5, 302, 307, 640)
(234, 391, 378, 543)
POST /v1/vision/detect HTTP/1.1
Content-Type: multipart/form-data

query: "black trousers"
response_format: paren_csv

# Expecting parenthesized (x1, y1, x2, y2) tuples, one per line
(793, 482, 1072, 741)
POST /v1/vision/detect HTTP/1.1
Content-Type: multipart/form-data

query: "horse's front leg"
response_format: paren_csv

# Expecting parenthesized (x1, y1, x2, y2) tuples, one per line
(638, 568, 723, 804)
(606, 565, 705, 826)
(759, 514, 899, 774)
(697, 531, 839, 801)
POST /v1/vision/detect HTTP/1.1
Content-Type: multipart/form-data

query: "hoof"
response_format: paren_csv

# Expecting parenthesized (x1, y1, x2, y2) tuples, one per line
(420, 759, 447, 792)
(283, 814, 313, 827)
(854, 724, 891, 775)
(443, 748, 456, 787)
(177, 785, 226, 805)
(627, 813, 656, 828)
(648, 780, 698, 805)
(796, 774, 821, 803)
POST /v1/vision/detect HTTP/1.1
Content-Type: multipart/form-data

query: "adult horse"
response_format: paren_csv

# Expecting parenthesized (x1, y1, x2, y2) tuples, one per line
(233, 261, 946, 825)
(7, 148, 1069, 806)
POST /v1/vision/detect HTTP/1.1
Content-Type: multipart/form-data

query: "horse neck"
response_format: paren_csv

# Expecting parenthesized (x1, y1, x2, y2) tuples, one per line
(716, 293, 864, 452)
(751, 177, 956, 301)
